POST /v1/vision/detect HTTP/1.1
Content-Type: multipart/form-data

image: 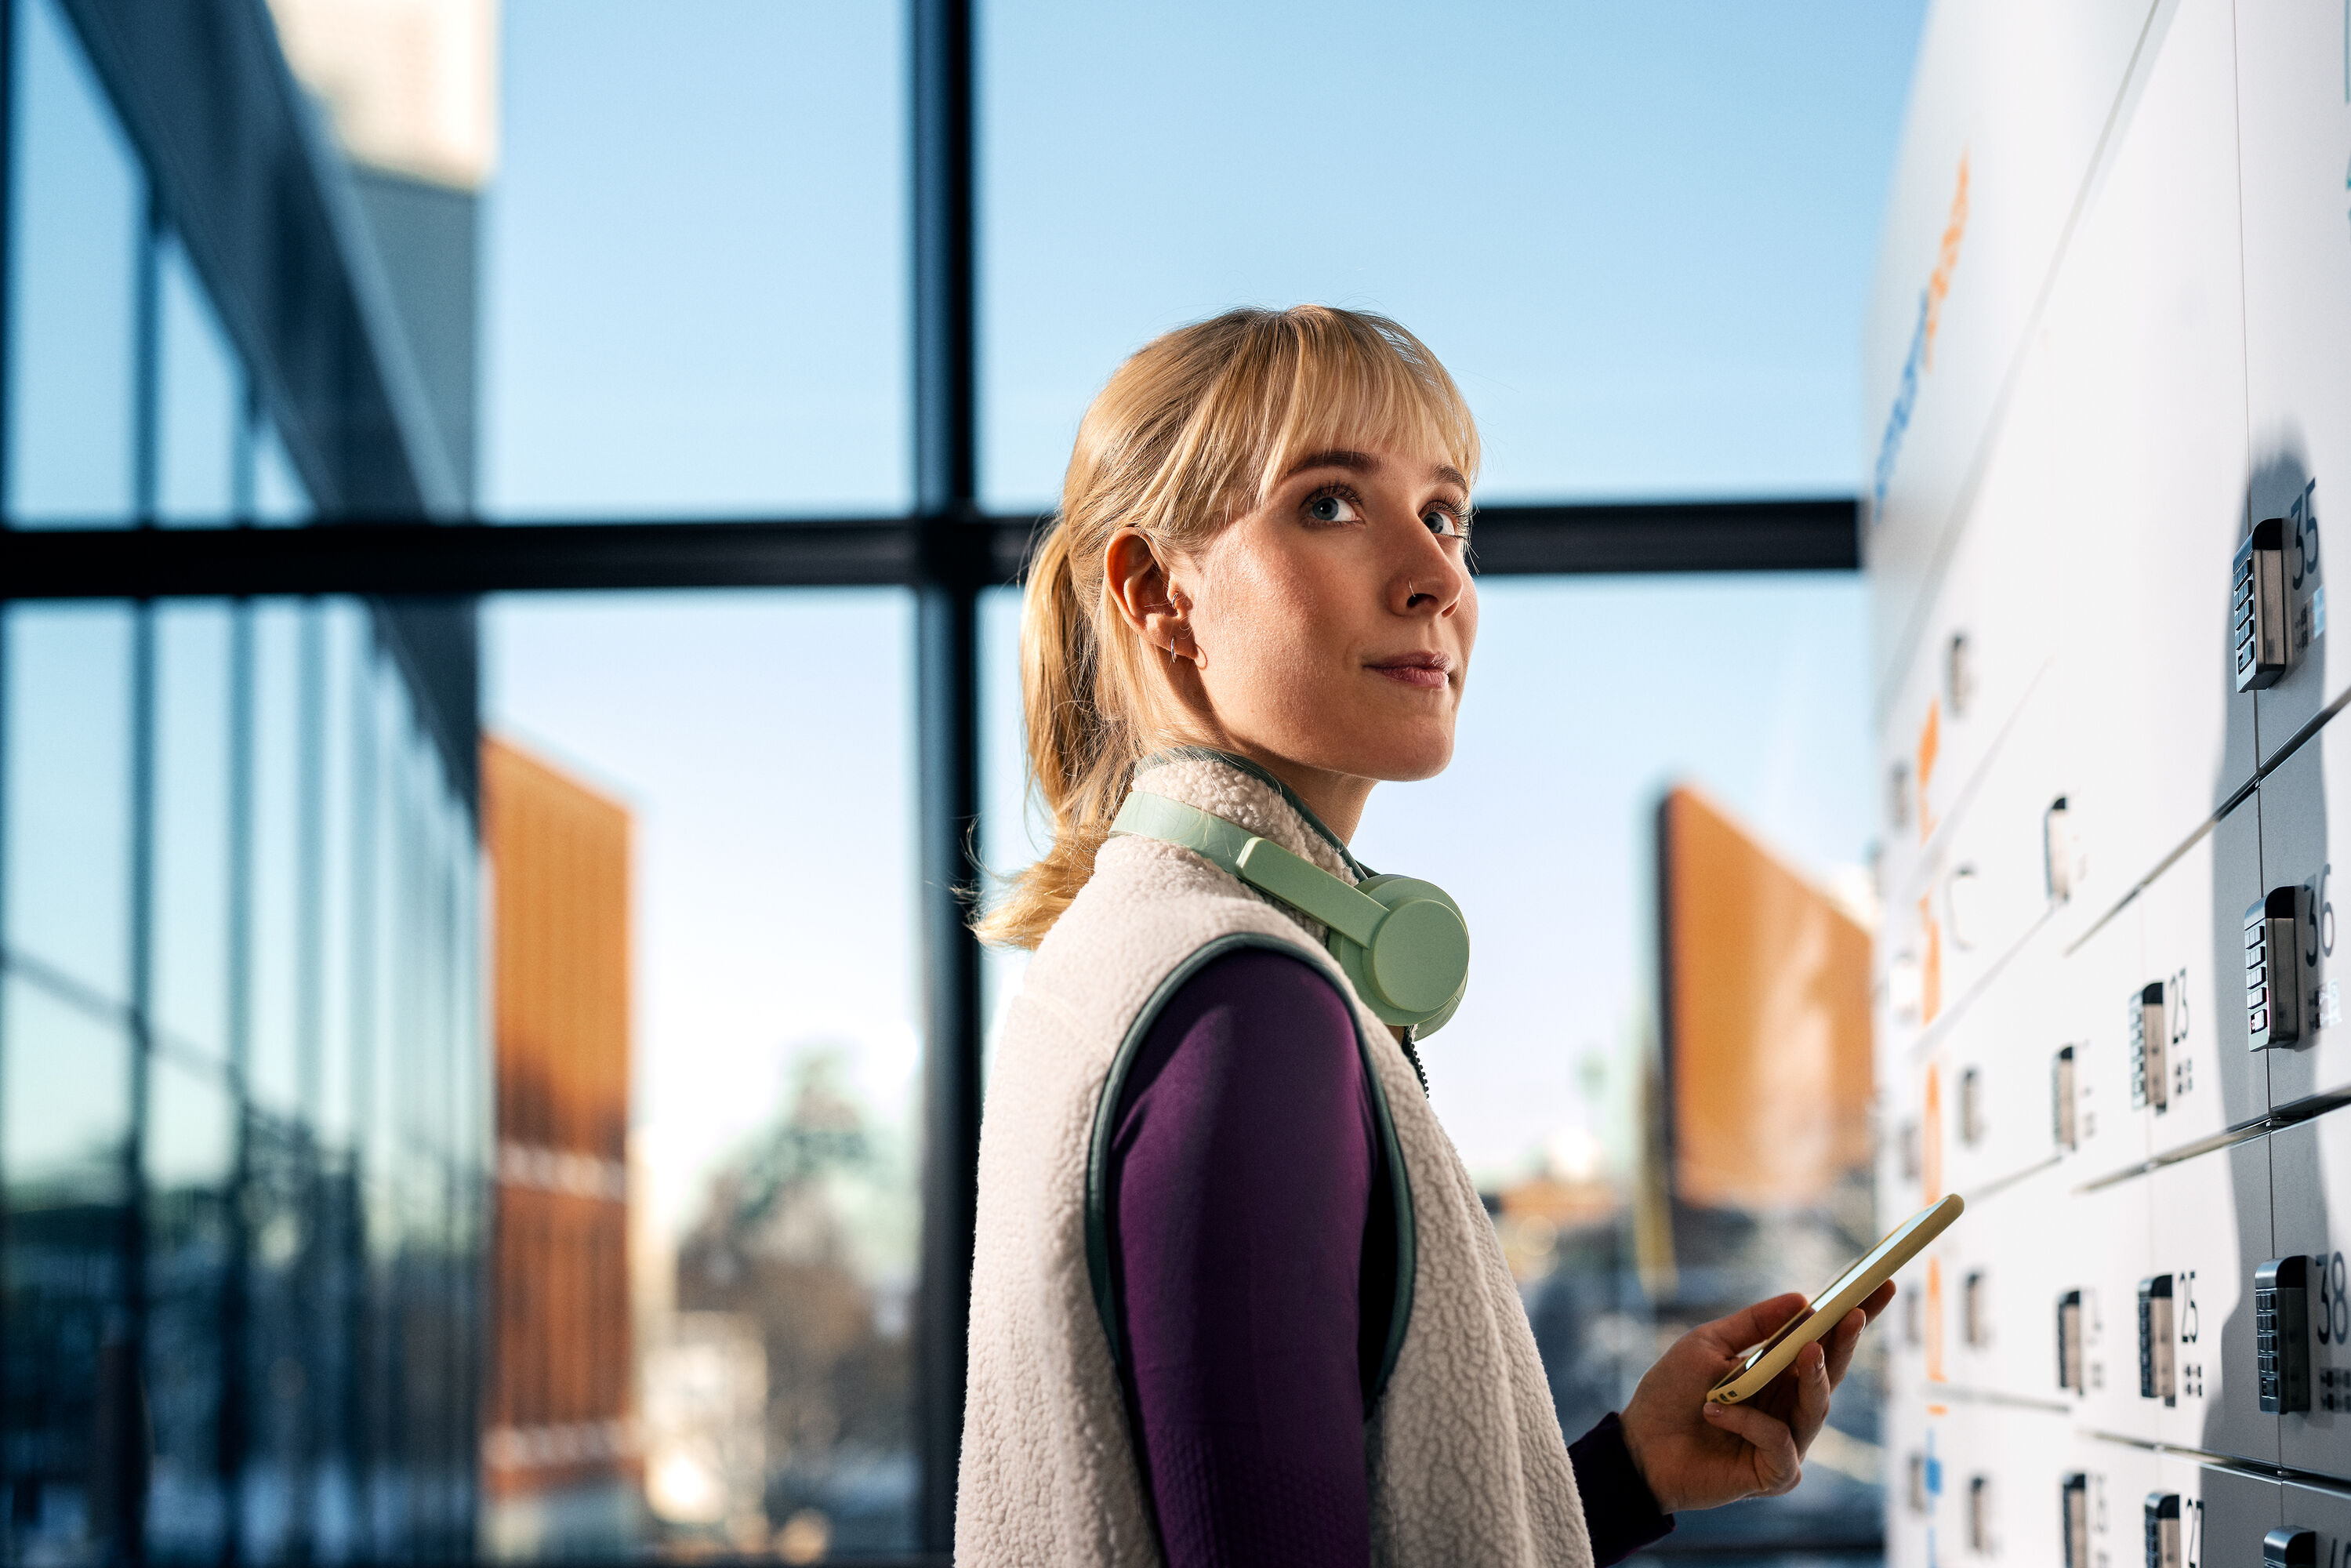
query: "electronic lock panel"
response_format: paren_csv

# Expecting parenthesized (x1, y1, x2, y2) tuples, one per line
(2148, 1135, 2277, 1463)
(2235, 4, 2350, 761)
(2262, 1107, 2351, 1480)
(2136, 800, 2268, 1158)
(2256, 739, 2348, 1111)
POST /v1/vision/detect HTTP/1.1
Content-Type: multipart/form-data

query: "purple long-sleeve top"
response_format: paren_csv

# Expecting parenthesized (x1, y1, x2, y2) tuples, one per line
(1103, 947, 1673, 1568)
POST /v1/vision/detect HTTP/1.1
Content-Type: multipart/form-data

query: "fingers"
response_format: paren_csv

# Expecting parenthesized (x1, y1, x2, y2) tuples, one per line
(1821, 1308, 1867, 1388)
(1823, 1282, 1896, 1389)
(1702, 1291, 1812, 1355)
(1788, 1340, 1834, 1454)
(1703, 1397, 1802, 1495)
(1860, 1279, 1897, 1323)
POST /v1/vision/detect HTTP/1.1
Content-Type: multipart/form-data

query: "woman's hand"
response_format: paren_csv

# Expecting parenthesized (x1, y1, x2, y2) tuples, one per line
(1616, 1282, 1895, 1514)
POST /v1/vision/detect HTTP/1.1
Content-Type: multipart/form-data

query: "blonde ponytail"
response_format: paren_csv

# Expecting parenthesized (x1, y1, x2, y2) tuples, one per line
(973, 305, 1478, 949)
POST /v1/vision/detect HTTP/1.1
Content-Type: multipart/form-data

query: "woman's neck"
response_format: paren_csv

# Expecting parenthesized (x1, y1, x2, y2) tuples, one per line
(1221, 747, 1374, 844)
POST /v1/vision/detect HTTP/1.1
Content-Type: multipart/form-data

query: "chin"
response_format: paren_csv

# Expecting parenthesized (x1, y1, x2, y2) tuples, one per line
(1359, 728, 1454, 783)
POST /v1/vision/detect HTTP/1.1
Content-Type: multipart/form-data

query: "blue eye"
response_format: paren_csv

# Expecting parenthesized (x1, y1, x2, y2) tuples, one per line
(1305, 492, 1361, 524)
(1424, 508, 1464, 537)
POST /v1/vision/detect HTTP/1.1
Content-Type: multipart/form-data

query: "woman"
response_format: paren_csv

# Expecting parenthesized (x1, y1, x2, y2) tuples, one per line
(962, 306, 1889, 1567)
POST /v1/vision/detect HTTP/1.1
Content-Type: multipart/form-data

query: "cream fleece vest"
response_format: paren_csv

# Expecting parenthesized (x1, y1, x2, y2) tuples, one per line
(958, 753, 1592, 1567)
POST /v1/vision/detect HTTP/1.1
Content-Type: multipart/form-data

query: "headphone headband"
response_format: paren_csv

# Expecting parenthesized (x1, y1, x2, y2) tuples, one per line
(1109, 789, 1469, 1034)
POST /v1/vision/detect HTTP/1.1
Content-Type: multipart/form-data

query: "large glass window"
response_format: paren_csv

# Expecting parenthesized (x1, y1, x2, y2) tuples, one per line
(481, 2, 910, 518)
(2, 0, 142, 525)
(153, 602, 234, 1062)
(155, 236, 242, 524)
(485, 590, 923, 1555)
(978, 2, 1923, 510)
(5, 603, 136, 1005)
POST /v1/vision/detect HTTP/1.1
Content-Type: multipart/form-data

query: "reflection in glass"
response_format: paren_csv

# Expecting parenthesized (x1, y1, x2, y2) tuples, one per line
(2, 0, 141, 524)
(144, 1054, 235, 1564)
(156, 235, 241, 524)
(486, 590, 920, 1553)
(2, 977, 134, 1563)
(254, 419, 314, 525)
(5, 603, 136, 1004)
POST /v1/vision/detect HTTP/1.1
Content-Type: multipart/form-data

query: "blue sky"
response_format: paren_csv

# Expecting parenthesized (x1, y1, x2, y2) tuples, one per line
(481, 1, 1926, 1200)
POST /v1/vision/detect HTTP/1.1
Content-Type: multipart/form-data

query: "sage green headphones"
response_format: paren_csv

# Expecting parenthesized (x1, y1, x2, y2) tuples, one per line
(1110, 786, 1471, 1036)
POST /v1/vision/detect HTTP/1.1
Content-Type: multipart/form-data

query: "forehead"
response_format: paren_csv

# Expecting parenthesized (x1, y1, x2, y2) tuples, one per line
(1279, 445, 1471, 492)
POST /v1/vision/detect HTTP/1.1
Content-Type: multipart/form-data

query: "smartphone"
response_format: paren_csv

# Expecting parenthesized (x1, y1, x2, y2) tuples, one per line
(1706, 1192, 1965, 1405)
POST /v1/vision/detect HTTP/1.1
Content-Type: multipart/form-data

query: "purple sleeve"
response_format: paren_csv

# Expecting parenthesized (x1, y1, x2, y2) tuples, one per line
(1569, 1413, 1675, 1564)
(1105, 947, 1376, 1568)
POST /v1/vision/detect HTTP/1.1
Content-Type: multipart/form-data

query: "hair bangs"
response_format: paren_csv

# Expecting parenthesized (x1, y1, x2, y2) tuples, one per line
(1251, 310, 1480, 510)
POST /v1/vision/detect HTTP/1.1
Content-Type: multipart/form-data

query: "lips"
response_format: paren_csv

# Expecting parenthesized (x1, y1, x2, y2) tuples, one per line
(1366, 652, 1452, 690)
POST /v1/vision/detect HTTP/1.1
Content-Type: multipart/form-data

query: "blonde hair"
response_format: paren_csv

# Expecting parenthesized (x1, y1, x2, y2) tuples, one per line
(975, 305, 1480, 950)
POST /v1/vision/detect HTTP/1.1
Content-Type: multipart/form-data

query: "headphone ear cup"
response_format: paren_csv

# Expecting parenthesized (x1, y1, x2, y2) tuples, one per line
(1332, 873, 1470, 1033)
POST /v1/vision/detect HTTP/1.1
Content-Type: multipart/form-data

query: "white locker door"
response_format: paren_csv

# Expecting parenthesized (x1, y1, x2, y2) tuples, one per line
(2056, 886, 2151, 1185)
(2236, 4, 2351, 760)
(2264, 1108, 2351, 1482)
(2199, 1465, 2285, 1566)
(2136, 798, 2268, 1160)
(2275, 1483, 2351, 1568)
(1943, 1401, 2077, 1566)
(1887, 1399, 1954, 1568)
(1866, 0, 2193, 690)
(2005, 0, 2258, 884)
(2256, 731, 2351, 1112)
(2149, 1135, 2275, 1464)
(1939, 943, 2069, 1198)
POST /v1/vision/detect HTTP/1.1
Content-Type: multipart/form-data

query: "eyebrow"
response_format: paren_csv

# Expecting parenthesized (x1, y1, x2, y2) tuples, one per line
(1283, 448, 1472, 495)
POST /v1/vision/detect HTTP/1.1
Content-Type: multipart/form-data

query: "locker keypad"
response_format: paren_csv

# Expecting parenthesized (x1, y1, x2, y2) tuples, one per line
(2052, 1046, 2078, 1151)
(2237, 517, 2295, 691)
(2139, 1274, 2176, 1403)
(2144, 1493, 2181, 1568)
(1968, 1475, 1993, 1553)
(2248, 888, 2311, 1050)
(2133, 982, 2170, 1109)
(2063, 1472, 2090, 1568)
(2044, 795, 2075, 903)
(2259, 1255, 2313, 1413)
(2059, 1290, 2085, 1394)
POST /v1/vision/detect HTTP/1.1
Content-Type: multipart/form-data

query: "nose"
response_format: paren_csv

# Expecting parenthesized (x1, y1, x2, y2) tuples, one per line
(1388, 515, 1470, 618)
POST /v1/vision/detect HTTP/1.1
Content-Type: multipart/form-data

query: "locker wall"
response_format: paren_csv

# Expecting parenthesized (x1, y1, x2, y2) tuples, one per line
(1867, 0, 2351, 1553)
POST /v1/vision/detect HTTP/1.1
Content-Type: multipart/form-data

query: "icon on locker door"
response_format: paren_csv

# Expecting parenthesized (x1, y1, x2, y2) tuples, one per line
(2247, 888, 2312, 1050)
(2144, 1494, 2181, 1568)
(2138, 1275, 2175, 1404)
(2062, 1473, 2090, 1568)
(2132, 982, 2170, 1110)
(2058, 1289, 2085, 1394)
(2256, 1255, 2313, 1413)
(2052, 1046, 2078, 1151)
(2235, 517, 2297, 691)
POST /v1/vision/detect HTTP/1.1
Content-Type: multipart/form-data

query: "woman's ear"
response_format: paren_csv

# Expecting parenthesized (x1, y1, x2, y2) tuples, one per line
(1105, 529, 1200, 666)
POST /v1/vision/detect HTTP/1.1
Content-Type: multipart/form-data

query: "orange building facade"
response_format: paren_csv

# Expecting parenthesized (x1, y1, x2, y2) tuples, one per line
(481, 738, 637, 1519)
(1656, 785, 1874, 1210)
